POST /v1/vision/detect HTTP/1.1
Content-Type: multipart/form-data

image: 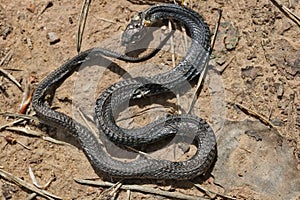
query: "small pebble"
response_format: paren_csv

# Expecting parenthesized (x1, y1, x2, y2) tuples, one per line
(26, 3, 36, 13)
(47, 32, 60, 45)
(263, 83, 268, 90)
(274, 82, 284, 98)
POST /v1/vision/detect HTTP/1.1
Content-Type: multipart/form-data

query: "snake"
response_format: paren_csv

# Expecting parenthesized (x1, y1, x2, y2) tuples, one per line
(32, 4, 217, 179)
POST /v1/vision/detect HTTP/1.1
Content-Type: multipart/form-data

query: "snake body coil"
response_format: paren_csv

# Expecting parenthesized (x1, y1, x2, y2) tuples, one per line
(32, 4, 217, 179)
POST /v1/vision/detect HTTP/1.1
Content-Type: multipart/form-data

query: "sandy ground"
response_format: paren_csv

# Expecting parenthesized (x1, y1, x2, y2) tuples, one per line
(0, 0, 299, 199)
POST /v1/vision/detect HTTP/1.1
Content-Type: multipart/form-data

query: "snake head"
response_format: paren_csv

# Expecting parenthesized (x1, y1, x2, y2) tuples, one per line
(121, 12, 149, 46)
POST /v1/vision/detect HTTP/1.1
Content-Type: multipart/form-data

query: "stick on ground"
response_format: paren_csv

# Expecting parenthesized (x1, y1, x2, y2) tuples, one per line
(75, 178, 207, 200)
(233, 102, 284, 137)
(0, 169, 62, 200)
(76, 0, 92, 53)
(270, 0, 300, 26)
(187, 9, 222, 113)
(0, 51, 23, 91)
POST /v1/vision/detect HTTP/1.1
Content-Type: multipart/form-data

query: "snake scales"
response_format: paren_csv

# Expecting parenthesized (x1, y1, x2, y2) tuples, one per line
(32, 4, 217, 179)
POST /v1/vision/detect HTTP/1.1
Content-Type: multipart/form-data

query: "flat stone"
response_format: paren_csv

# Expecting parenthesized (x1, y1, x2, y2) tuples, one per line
(47, 32, 60, 45)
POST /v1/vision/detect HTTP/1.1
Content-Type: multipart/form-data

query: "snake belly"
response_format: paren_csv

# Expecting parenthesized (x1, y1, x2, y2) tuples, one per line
(32, 4, 216, 179)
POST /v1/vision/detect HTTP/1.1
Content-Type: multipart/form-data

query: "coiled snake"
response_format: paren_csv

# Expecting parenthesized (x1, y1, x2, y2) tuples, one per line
(32, 4, 217, 179)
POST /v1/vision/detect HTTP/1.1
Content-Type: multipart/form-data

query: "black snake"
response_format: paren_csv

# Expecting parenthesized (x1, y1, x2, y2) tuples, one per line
(32, 4, 217, 179)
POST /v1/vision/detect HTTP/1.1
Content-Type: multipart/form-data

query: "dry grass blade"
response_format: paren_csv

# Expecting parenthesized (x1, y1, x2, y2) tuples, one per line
(169, 21, 176, 69)
(0, 51, 12, 66)
(29, 166, 40, 188)
(5, 126, 43, 137)
(29, 166, 56, 190)
(0, 68, 23, 92)
(270, 0, 300, 26)
(3, 108, 76, 148)
(123, 145, 151, 158)
(0, 51, 23, 92)
(180, 25, 188, 56)
(126, 190, 131, 200)
(233, 102, 283, 137)
(74, 179, 207, 200)
(42, 136, 72, 146)
(117, 106, 174, 122)
(0, 169, 62, 200)
(1, 112, 71, 145)
(2, 121, 72, 147)
(76, 0, 92, 53)
(99, 181, 123, 199)
(193, 183, 237, 200)
(210, 9, 222, 51)
(77, 107, 97, 135)
(0, 118, 25, 131)
(187, 9, 222, 113)
(0, 112, 38, 121)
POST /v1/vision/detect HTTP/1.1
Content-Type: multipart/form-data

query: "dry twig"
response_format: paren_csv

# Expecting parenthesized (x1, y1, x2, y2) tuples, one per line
(29, 166, 56, 190)
(5, 126, 42, 137)
(76, 0, 92, 53)
(0, 112, 38, 121)
(188, 9, 222, 113)
(42, 136, 72, 146)
(1, 121, 71, 146)
(0, 169, 62, 200)
(0, 118, 25, 131)
(0, 112, 72, 145)
(0, 51, 23, 92)
(233, 102, 283, 137)
(74, 179, 207, 200)
(193, 183, 237, 200)
(0, 51, 12, 66)
(270, 0, 300, 26)
(117, 106, 175, 122)
(123, 145, 151, 158)
(210, 9, 222, 51)
(126, 189, 131, 200)
(169, 21, 176, 69)
(99, 181, 123, 199)
(77, 107, 96, 135)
